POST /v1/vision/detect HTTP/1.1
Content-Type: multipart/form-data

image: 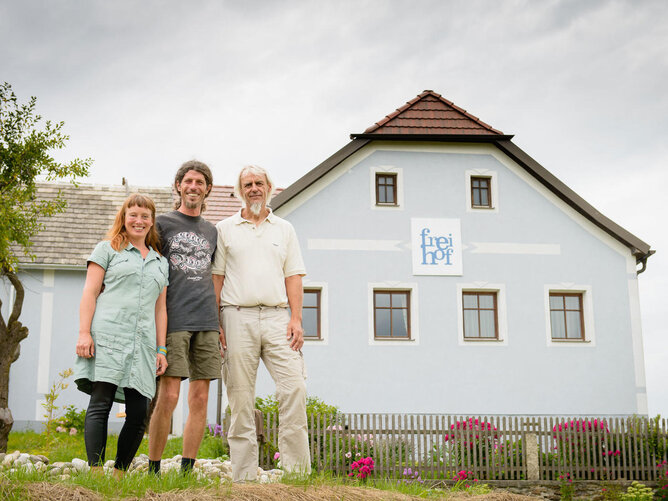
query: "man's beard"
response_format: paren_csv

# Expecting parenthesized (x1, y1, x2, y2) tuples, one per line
(182, 192, 202, 210)
(249, 202, 263, 216)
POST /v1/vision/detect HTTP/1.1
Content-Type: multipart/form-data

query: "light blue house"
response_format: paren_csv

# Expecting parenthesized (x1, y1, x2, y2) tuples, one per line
(263, 90, 653, 416)
(5, 90, 653, 434)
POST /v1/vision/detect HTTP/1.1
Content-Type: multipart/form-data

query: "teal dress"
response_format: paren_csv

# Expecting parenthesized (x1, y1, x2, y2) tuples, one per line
(75, 241, 169, 403)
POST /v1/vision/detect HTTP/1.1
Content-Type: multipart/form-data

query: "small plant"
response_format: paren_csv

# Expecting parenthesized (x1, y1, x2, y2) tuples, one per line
(348, 456, 374, 480)
(558, 472, 574, 501)
(41, 368, 73, 445)
(451, 470, 480, 490)
(601, 482, 624, 501)
(657, 460, 668, 501)
(56, 405, 86, 433)
(206, 422, 224, 438)
(621, 481, 654, 501)
(400, 466, 423, 484)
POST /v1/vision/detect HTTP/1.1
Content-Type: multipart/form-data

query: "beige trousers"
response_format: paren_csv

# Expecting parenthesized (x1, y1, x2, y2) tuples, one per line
(221, 306, 311, 481)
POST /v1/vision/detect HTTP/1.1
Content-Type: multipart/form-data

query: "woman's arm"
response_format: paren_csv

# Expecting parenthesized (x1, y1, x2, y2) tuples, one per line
(76, 263, 105, 358)
(155, 286, 168, 375)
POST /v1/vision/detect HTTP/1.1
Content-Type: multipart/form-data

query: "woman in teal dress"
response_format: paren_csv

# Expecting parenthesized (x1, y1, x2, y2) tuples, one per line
(74, 193, 169, 476)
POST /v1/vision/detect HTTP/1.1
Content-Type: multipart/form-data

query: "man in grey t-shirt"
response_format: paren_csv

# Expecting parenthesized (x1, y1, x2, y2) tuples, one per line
(148, 160, 223, 475)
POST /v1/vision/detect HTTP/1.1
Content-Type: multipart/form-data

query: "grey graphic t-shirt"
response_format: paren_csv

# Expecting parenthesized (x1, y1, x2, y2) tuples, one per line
(156, 211, 219, 333)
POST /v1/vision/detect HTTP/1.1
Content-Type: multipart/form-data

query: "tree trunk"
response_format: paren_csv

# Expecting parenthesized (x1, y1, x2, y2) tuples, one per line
(0, 270, 29, 453)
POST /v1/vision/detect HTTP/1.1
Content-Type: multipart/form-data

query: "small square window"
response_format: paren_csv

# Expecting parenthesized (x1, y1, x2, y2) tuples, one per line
(374, 290, 410, 339)
(549, 292, 584, 340)
(471, 176, 492, 208)
(375, 173, 397, 206)
(463, 291, 498, 339)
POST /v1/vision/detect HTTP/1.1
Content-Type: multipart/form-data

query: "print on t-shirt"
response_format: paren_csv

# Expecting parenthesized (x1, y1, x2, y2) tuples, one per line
(167, 231, 212, 281)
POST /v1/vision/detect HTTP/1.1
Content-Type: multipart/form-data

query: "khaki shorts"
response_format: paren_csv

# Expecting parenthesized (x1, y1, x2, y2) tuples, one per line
(164, 330, 222, 381)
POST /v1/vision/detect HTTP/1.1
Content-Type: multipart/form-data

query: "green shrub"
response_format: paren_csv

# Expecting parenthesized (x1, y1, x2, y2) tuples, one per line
(621, 481, 653, 501)
(56, 405, 86, 432)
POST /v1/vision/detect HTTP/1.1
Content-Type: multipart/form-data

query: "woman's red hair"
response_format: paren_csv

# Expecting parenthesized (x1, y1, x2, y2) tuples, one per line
(106, 193, 161, 253)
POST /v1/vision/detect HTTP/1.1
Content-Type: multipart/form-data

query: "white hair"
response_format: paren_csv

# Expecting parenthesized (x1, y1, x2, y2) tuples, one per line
(234, 165, 275, 206)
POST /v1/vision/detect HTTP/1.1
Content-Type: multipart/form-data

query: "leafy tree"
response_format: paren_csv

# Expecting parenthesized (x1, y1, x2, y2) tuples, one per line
(0, 82, 91, 452)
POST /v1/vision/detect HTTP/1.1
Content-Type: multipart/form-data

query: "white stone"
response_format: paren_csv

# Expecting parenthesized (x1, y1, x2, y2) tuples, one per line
(259, 474, 269, 484)
(72, 458, 88, 472)
(104, 460, 115, 469)
(22, 462, 35, 472)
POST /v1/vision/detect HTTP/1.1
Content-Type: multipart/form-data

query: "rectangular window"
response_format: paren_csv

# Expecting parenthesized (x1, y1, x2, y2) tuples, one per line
(549, 293, 584, 340)
(471, 176, 491, 208)
(462, 291, 498, 339)
(302, 288, 321, 339)
(375, 173, 397, 205)
(374, 290, 410, 339)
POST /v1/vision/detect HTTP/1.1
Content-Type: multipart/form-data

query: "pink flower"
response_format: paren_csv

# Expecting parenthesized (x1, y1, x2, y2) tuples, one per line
(69, 428, 77, 435)
(273, 452, 280, 461)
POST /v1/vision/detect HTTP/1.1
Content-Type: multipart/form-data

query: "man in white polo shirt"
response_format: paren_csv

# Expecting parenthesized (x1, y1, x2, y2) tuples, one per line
(212, 165, 310, 482)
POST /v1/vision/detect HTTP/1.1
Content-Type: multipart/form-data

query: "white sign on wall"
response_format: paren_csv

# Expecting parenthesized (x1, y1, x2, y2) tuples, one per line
(411, 218, 463, 276)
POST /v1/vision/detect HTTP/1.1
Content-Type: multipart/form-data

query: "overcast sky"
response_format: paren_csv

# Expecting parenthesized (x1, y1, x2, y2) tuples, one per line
(2, 0, 666, 416)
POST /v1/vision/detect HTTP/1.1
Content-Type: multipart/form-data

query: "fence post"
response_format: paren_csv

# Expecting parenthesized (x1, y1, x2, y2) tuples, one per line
(523, 418, 541, 481)
(526, 432, 539, 480)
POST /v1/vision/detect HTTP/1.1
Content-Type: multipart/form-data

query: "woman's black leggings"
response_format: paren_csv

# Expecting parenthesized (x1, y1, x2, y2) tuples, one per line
(84, 381, 150, 470)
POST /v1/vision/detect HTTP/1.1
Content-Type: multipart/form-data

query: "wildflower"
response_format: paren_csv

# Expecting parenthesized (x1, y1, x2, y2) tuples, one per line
(273, 452, 280, 461)
(345, 451, 352, 459)
(69, 428, 77, 435)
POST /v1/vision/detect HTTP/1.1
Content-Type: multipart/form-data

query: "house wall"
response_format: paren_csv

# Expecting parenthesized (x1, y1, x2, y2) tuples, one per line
(3, 267, 223, 433)
(262, 142, 647, 415)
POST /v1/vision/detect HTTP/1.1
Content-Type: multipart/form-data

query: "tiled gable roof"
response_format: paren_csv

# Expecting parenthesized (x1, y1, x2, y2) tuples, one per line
(17, 183, 174, 267)
(272, 89, 652, 265)
(363, 90, 503, 136)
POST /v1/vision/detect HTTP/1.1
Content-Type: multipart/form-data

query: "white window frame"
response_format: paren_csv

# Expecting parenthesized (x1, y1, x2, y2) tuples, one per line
(544, 284, 595, 347)
(368, 282, 418, 345)
(466, 169, 498, 213)
(457, 283, 508, 345)
(370, 166, 404, 210)
(302, 281, 328, 345)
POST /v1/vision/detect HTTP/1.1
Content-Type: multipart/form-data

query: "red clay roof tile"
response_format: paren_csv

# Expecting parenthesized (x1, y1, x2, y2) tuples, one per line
(364, 90, 503, 136)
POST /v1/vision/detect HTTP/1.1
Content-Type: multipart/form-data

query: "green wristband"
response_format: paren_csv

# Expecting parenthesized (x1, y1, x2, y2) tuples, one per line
(157, 346, 167, 356)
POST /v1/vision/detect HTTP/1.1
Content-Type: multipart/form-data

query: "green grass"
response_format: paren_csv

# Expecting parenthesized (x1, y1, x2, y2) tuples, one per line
(0, 467, 489, 500)
(0, 466, 230, 500)
(6, 430, 228, 462)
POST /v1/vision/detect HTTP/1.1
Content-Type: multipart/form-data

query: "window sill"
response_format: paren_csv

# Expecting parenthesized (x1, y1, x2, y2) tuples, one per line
(373, 337, 413, 341)
(550, 338, 590, 343)
(463, 337, 503, 342)
(471, 205, 494, 210)
(375, 203, 399, 207)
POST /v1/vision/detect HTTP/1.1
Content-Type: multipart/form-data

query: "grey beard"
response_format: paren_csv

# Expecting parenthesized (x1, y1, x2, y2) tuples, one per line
(249, 202, 263, 216)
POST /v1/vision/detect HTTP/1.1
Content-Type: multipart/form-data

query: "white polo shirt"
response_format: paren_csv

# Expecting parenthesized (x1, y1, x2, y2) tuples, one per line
(212, 209, 306, 307)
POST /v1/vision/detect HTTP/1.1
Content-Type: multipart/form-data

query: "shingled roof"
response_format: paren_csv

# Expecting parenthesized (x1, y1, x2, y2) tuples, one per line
(360, 89, 505, 137)
(19, 182, 247, 268)
(271, 90, 653, 268)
